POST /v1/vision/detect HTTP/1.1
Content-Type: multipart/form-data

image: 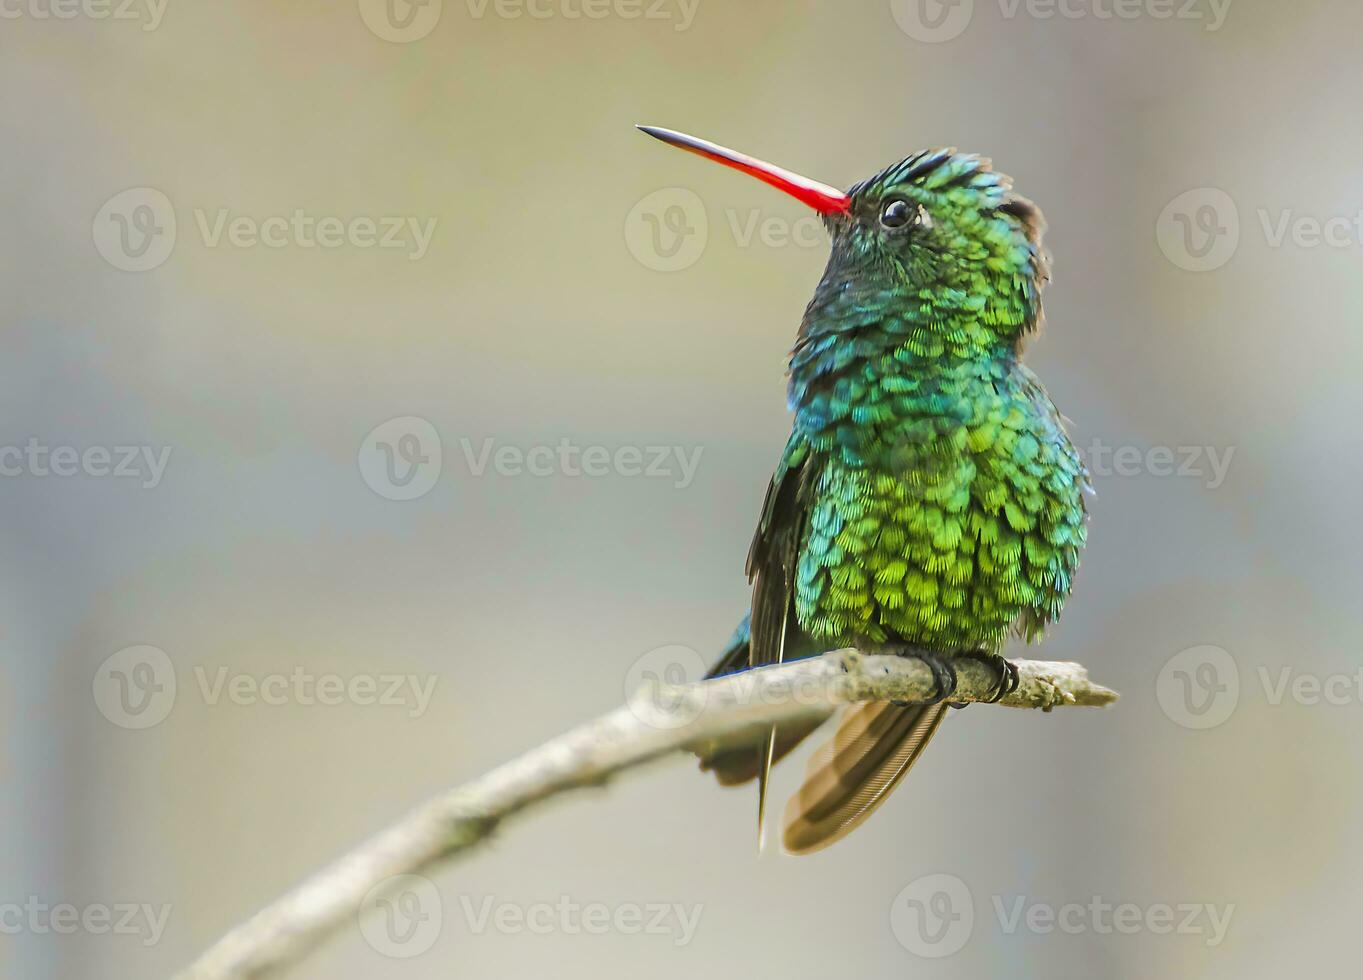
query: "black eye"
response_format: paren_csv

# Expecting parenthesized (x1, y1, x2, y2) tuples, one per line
(879, 198, 919, 229)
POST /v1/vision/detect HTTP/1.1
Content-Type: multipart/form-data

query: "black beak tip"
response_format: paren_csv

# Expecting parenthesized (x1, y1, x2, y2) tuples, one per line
(635, 124, 704, 155)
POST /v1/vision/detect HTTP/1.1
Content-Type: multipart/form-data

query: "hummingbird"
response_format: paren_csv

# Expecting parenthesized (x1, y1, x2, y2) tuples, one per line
(638, 125, 1089, 854)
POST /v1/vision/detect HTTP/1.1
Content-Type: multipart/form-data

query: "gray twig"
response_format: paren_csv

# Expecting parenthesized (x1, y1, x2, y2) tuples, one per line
(173, 649, 1117, 979)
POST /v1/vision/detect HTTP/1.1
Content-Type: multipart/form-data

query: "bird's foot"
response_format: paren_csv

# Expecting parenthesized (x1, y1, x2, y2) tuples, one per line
(888, 647, 957, 707)
(950, 649, 1019, 705)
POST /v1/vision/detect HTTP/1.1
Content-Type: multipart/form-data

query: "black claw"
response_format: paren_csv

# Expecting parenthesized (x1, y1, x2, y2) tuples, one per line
(955, 650, 1018, 704)
(915, 650, 957, 705)
(885, 647, 960, 706)
(1001, 659, 1020, 699)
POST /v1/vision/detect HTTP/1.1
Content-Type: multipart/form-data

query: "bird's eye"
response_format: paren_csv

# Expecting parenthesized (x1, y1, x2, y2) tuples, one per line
(879, 198, 919, 229)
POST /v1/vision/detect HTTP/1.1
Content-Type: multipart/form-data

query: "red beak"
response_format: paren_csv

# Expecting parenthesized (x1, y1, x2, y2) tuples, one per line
(637, 125, 851, 215)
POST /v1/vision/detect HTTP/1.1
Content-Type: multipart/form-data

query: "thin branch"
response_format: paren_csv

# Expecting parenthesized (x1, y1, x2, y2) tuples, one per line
(172, 649, 1117, 980)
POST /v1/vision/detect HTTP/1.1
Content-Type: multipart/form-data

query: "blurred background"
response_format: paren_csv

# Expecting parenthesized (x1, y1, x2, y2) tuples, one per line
(4, 0, 1361, 976)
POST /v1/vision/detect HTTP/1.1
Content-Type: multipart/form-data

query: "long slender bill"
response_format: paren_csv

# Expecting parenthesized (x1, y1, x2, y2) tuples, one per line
(637, 125, 851, 215)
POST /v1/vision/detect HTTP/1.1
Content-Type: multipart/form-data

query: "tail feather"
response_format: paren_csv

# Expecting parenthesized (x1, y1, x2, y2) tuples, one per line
(694, 615, 823, 789)
(753, 606, 793, 848)
(697, 617, 948, 856)
(698, 720, 821, 785)
(781, 702, 948, 855)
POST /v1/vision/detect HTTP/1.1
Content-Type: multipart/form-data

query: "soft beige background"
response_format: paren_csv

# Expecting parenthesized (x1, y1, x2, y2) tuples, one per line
(4, 1, 1362, 977)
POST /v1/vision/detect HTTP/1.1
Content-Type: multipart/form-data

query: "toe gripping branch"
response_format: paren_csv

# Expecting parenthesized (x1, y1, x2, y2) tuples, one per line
(954, 650, 1020, 704)
(890, 648, 958, 707)
(887, 648, 1018, 708)
(917, 651, 960, 704)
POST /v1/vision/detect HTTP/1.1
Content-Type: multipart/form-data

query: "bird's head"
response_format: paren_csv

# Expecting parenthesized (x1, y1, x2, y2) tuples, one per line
(638, 126, 1049, 354)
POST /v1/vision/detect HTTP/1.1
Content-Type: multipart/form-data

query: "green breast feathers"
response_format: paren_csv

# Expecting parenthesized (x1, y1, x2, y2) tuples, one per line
(789, 359, 1087, 652)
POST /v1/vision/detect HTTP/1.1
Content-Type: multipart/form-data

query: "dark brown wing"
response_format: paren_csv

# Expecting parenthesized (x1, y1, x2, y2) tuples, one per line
(781, 702, 948, 855)
(743, 441, 817, 841)
(744, 447, 810, 674)
(695, 614, 823, 786)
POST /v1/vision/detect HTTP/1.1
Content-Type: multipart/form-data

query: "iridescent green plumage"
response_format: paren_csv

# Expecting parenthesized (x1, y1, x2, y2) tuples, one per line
(769, 149, 1086, 658)
(640, 129, 1089, 852)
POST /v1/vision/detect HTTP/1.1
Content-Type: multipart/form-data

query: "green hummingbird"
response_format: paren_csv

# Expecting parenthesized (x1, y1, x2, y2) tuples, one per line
(639, 125, 1089, 854)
